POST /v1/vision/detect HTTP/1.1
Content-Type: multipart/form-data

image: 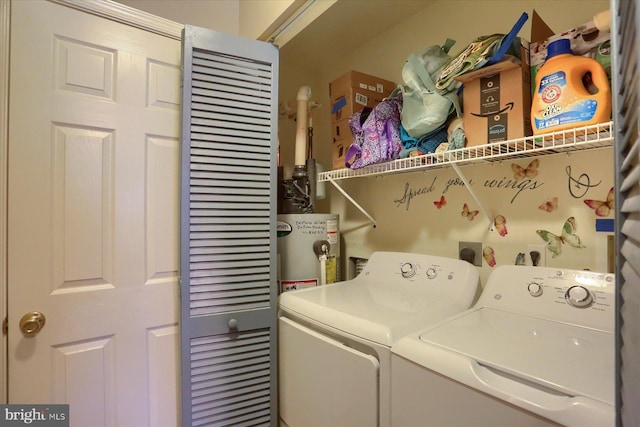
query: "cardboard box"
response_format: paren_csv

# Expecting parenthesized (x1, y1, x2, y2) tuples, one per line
(332, 119, 352, 142)
(329, 70, 395, 122)
(456, 42, 532, 146)
(529, 10, 611, 93)
(332, 139, 349, 170)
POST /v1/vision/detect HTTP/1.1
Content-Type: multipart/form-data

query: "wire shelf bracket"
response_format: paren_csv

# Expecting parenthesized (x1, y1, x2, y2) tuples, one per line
(327, 177, 377, 227)
(320, 122, 614, 229)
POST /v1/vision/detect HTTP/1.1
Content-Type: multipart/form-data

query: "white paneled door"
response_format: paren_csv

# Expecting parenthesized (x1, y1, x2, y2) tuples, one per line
(8, 1, 180, 426)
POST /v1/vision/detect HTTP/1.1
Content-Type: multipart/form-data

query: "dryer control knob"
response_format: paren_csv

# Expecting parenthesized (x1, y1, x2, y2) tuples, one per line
(565, 285, 594, 308)
(528, 282, 543, 297)
(401, 263, 416, 278)
(426, 268, 437, 279)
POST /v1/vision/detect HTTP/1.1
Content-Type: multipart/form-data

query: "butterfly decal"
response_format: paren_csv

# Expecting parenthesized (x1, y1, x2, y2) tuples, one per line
(482, 246, 496, 267)
(434, 195, 446, 209)
(461, 203, 479, 220)
(512, 159, 539, 180)
(539, 197, 559, 213)
(584, 187, 614, 217)
(536, 217, 585, 258)
(494, 215, 508, 237)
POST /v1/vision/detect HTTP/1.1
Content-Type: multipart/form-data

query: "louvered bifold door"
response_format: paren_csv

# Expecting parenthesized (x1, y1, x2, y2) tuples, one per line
(180, 26, 279, 427)
(612, 1, 640, 426)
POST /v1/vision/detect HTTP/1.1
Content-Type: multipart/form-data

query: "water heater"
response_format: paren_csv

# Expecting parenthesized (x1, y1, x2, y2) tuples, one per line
(277, 213, 340, 292)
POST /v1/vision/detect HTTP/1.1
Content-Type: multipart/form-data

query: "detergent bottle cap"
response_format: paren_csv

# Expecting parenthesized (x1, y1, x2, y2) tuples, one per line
(546, 38, 573, 60)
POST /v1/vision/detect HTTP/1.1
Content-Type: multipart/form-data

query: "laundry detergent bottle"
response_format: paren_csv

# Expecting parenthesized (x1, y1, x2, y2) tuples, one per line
(531, 38, 611, 135)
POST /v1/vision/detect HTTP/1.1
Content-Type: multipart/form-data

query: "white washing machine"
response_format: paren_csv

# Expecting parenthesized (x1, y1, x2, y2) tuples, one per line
(278, 251, 480, 427)
(391, 265, 615, 427)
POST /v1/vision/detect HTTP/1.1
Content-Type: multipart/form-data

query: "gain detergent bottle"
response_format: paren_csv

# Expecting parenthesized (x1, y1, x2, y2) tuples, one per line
(531, 38, 611, 135)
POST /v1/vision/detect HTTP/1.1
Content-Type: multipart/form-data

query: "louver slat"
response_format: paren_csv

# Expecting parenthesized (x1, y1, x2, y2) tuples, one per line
(620, 185, 640, 213)
(190, 170, 269, 182)
(191, 264, 269, 280)
(192, 133, 271, 149)
(189, 275, 269, 287)
(190, 223, 269, 232)
(191, 157, 269, 168)
(189, 238, 269, 248)
(190, 330, 272, 426)
(191, 96, 271, 118)
(190, 257, 269, 269)
(187, 273, 268, 286)
(181, 25, 277, 427)
(191, 125, 271, 145)
(190, 188, 270, 198)
(620, 163, 640, 193)
(190, 194, 269, 204)
(620, 139, 638, 177)
(190, 162, 270, 176)
(191, 116, 271, 135)
(621, 236, 640, 275)
(191, 147, 269, 160)
(190, 246, 268, 256)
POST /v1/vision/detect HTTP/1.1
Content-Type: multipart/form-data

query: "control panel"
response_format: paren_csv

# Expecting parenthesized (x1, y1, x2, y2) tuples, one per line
(480, 265, 614, 332)
(357, 251, 479, 294)
(398, 262, 441, 280)
(396, 261, 449, 282)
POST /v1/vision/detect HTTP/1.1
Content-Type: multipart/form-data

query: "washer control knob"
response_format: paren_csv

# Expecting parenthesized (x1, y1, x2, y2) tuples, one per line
(401, 263, 416, 278)
(426, 267, 437, 279)
(528, 282, 543, 297)
(565, 286, 594, 308)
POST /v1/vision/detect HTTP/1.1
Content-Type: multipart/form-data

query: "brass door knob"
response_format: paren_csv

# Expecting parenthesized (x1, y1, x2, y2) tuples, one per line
(19, 311, 46, 337)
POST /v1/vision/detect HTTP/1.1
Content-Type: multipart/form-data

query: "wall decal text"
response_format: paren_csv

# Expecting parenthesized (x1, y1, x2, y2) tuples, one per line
(394, 177, 437, 210)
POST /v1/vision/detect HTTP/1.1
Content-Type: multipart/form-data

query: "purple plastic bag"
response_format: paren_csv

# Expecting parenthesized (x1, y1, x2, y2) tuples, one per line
(345, 93, 403, 169)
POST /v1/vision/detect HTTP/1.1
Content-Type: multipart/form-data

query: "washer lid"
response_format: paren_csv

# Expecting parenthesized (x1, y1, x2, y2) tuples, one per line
(278, 280, 473, 347)
(417, 307, 614, 405)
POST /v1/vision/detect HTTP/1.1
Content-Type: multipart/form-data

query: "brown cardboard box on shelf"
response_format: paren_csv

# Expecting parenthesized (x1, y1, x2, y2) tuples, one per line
(332, 138, 350, 170)
(529, 10, 612, 94)
(329, 70, 395, 122)
(331, 119, 354, 170)
(456, 41, 532, 147)
(332, 119, 352, 142)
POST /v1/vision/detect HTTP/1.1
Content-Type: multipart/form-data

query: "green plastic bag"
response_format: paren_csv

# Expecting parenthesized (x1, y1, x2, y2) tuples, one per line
(399, 39, 462, 139)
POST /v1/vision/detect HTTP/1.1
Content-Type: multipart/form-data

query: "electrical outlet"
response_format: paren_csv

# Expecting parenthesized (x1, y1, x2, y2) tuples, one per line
(527, 244, 546, 266)
(459, 241, 482, 266)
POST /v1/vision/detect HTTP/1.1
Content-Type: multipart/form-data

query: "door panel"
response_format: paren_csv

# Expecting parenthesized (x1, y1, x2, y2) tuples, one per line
(180, 25, 279, 426)
(8, 2, 180, 426)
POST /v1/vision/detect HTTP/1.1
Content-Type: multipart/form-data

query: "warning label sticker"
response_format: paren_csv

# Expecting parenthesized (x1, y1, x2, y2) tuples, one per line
(281, 279, 318, 293)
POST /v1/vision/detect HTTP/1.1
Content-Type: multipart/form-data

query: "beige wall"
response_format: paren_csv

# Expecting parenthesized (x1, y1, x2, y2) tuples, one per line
(239, 0, 296, 40)
(277, 0, 612, 284)
(115, 0, 240, 33)
(114, 0, 302, 40)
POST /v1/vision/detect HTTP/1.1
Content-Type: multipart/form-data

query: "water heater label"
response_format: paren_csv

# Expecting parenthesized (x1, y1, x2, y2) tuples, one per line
(295, 219, 329, 236)
(325, 255, 338, 284)
(327, 219, 339, 245)
(277, 220, 293, 237)
(281, 279, 318, 292)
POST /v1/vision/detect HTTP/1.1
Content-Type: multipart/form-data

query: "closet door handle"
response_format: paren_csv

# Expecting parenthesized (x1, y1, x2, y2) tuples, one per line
(19, 311, 46, 337)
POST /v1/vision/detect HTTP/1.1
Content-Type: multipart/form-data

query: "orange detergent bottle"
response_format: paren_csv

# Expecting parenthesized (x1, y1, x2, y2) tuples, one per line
(531, 38, 611, 135)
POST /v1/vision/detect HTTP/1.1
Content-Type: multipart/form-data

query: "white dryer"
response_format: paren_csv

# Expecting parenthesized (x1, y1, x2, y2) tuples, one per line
(278, 251, 480, 427)
(391, 265, 615, 427)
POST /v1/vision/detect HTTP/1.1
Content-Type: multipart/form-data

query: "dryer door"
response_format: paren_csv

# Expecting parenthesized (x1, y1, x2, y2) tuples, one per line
(279, 316, 380, 427)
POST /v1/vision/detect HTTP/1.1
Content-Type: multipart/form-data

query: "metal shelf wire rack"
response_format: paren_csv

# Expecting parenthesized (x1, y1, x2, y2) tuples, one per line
(318, 121, 614, 182)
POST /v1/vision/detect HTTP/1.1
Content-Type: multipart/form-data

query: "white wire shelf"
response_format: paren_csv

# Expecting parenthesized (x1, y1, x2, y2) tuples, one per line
(318, 121, 614, 182)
